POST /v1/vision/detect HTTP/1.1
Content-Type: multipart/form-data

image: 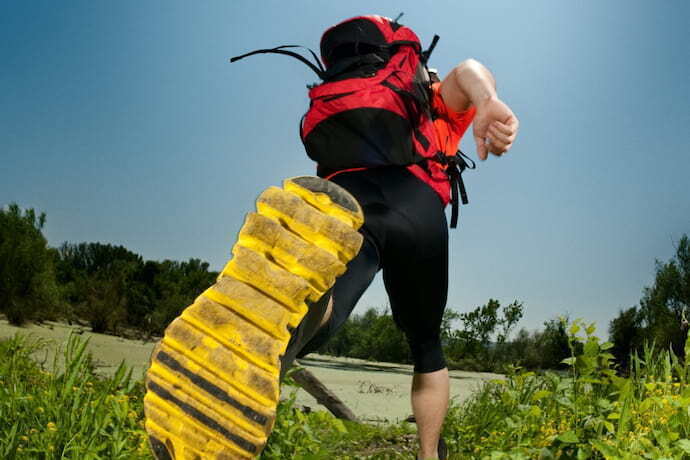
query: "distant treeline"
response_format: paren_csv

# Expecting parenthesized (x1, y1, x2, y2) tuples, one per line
(319, 230, 690, 372)
(0, 203, 217, 336)
(319, 300, 573, 372)
(56, 242, 217, 335)
(1, 203, 688, 372)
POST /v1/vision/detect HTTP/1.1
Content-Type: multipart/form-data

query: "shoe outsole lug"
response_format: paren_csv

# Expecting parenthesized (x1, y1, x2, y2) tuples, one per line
(144, 176, 363, 459)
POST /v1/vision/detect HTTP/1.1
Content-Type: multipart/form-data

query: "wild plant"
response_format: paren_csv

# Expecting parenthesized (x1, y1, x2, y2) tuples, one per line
(442, 319, 690, 459)
(0, 333, 149, 459)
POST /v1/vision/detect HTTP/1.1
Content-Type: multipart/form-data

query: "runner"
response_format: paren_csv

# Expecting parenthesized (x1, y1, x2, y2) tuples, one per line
(144, 15, 518, 460)
(280, 17, 519, 460)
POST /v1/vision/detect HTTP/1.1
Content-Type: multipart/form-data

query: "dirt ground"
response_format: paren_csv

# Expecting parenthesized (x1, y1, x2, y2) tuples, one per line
(288, 355, 503, 423)
(0, 320, 503, 423)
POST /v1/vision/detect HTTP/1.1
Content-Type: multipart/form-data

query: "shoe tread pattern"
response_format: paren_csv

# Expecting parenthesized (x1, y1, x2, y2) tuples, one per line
(144, 176, 363, 459)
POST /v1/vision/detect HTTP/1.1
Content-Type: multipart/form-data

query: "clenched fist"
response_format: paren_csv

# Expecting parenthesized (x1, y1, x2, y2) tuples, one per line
(473, 96, 519, 161)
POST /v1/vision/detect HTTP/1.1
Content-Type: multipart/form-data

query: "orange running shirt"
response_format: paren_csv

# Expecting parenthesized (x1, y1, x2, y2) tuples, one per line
(407, 82, 476, 205)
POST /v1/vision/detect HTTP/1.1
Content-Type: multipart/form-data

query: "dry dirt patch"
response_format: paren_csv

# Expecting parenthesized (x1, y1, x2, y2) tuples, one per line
(289, 355, 503, 423)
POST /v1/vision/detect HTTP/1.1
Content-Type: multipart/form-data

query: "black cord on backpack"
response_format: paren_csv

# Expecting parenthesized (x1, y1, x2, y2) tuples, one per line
(230, 45, 325, 79)
(437, 150, 475, 228)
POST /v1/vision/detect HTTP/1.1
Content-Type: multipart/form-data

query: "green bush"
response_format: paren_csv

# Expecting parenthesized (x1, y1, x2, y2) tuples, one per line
(56, 242, 217, 335)
(442, 319, 690, 459)
(0, 204, 61, 325)
(56, 242, 142, 332)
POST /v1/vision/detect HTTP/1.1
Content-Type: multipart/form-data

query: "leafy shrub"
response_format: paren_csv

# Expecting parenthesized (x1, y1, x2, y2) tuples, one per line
(0, 204, 61, 325)
(56, 242, 217, 335)
(442, 319, 690, 459)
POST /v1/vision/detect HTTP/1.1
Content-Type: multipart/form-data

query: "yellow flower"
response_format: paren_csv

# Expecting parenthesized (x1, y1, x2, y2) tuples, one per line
(29, 428, 38, 434)
(20, 436, 28, 441)
(47, 422, 57, 432)
(36, 407, 44, 414)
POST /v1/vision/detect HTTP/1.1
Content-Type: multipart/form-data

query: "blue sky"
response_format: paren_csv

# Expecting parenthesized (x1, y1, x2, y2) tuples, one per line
(2, 1, 689, 337)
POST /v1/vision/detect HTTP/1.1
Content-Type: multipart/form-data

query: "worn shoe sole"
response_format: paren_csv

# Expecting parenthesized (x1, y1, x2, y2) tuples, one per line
(143, 176, 363, 459)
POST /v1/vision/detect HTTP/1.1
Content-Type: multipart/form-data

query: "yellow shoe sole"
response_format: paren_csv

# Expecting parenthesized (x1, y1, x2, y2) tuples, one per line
(144, 176, 363, 459)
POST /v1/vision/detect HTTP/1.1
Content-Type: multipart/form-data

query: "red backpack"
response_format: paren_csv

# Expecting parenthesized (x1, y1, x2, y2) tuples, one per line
(231, 15, 473, 227)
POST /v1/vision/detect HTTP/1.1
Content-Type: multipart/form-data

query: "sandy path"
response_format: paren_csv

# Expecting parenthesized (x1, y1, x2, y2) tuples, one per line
(0, 320, 502, 423)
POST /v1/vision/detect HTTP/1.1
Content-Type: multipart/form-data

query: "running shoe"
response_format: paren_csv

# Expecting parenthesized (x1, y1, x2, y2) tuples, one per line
(143, 176, 363, 459)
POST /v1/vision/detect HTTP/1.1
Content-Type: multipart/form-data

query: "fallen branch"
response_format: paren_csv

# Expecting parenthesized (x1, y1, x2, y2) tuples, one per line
(291, 367, 358, 422)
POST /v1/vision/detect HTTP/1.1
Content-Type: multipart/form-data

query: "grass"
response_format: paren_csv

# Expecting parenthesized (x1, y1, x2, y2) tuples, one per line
(1, 320, 689, 459)
(0, 334, 149, 459)
(0, 333, 416, 459)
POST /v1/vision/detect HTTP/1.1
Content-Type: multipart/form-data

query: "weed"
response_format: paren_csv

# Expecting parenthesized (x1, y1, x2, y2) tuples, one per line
(442, 319, 690, 459)
(0, 333, 148, 459)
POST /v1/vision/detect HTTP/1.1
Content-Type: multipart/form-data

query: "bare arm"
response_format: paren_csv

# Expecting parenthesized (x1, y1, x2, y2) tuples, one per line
(439, 59, 519, 160)
(440, 59, 496, 112)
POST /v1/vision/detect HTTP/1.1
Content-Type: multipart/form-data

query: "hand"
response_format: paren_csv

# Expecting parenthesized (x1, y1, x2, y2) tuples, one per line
(472, 97, 519, 161)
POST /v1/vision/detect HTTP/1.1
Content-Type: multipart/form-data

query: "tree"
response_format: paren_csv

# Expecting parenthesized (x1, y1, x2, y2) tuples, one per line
(146, 259, 218, 334)
(56, 242, 218, 334)
(0, 204, 61, 325)
(56, 242, 142, 332)
(320, 307, 411, 364)
(443, 299, 523, 364)
(500, 317, 570, 370)
(609, 234, 690, 365)
(608, 307, 643, 370)
(537, 317, 571, 369)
